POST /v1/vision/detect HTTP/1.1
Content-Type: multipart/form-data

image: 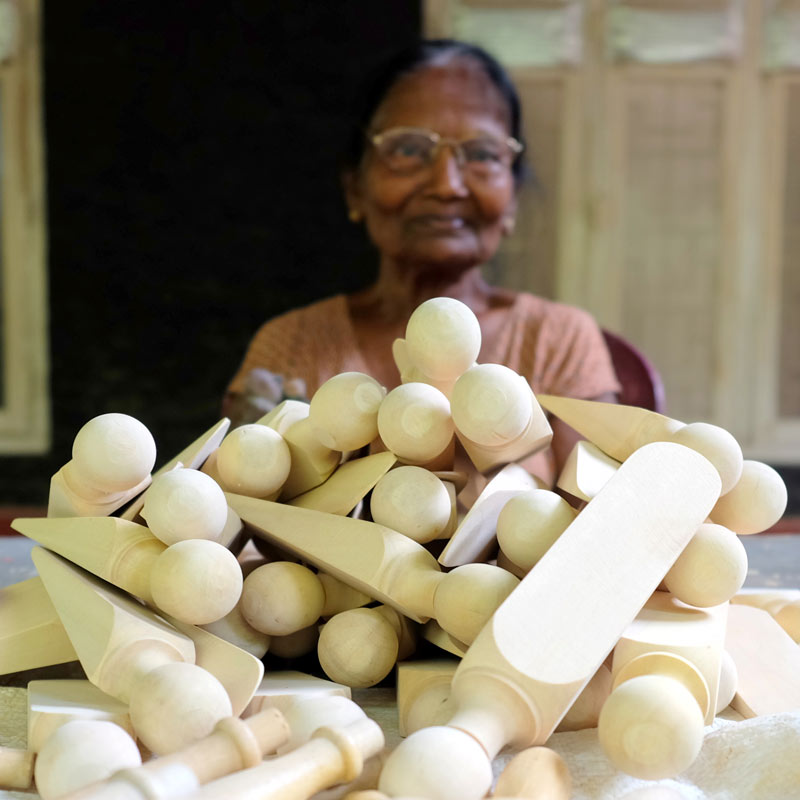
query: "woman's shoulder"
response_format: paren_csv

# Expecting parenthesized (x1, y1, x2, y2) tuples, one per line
(508, 291, 602, 335)
(257, 294, 350, 330)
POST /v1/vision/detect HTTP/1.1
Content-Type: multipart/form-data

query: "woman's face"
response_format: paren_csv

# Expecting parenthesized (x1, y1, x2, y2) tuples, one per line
(346, 59, 518, 276)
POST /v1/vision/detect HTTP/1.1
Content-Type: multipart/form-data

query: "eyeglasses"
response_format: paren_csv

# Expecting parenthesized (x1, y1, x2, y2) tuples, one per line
(368, 127, 523, 178)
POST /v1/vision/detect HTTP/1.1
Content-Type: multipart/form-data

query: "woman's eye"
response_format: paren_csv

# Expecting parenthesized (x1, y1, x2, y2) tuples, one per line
(390, 138, 429, 158)
(465, 141, 503, 163)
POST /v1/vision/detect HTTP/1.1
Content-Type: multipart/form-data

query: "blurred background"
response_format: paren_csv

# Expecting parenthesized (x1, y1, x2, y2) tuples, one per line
(1, 0, 798, 517)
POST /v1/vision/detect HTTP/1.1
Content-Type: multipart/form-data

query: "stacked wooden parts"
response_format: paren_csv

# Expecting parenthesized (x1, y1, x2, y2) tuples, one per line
(0, 296, 794, 800)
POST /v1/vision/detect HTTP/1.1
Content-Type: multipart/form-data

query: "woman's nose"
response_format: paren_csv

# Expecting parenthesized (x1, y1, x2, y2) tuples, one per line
(426, 146, 469, 197)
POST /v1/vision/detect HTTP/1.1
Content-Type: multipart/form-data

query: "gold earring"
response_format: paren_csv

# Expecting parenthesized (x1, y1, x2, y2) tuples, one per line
(348, 209, 363, 223)
(502, 216, 516, 236)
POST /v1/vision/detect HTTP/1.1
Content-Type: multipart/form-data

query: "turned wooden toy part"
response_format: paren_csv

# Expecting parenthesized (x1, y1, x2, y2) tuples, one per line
(139, 467, 229, 544)
(32, 547, 233, 755)
(318, 572, 372, 617)
(537, 394, 743, 494)
(0, 576, 77, 675)
(243, 670, 352, 718)
(663, 522, 747, 607)
(201, 602, 272, 659)
(450, 364, 552, 473)
(213, 423, 292, 497)
(0, 745, 35, 791)
(15, 516, 243, 626)
(34, 719, 142, 800)
(269, 624, 320, 659)
(715, 648, 738, 714)
(225, 494, 517, 643)
(493, 746, 572, 800)
(379, 442, 720, 800)
(396, 659, 459, 737)
(496, 488, 577, 573)
(556, 439, 620, 502)
(731, 588, 800, 642)
(377, 382, 454, 465)
(555, 662, 612, 733)
(309, 371, 387, 451)
(370, 465, 452, 543)
(49, 413, 157, 518)
(439, 462, 541, 568)
(60, 708, 291, 800)
(724, 603, 800, 717)
(709, 459, 788, 534)
(241, 561, 325, 636)
(177, 717, 385, 800)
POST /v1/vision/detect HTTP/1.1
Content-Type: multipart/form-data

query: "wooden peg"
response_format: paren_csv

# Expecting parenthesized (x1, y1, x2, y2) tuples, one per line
(0, 576, 77, 675)
(318, 572, 372, 618)
(377, 383, 455, 466)
(496, 488, 577, 574)
(0, 745, 35, 790)
(725, 603, 800, 717)
(554, 662, 612, 733)
(258, 399, 341, 499)
(139, 468, 229, 545)
(27, 680, 133, 754)
(241, 561, 325, 637)
(439, 463, 541, 568)
(709, 459, 788, 534)
(225, 494, 517, 644)
(31, 547, 232, 755)
(370, 466, 452, 543)
(288, 452, 397, 516)
(537, 395, 743, 494)
(309, 372, 387, 452)
(374, 604, 417, 661)
(119, 418, 230, 522)
(215, 423, 292, 498)
(276, 694, 367, 755)
(379, 442, 720, 800)
(201, 602, 271, 658)
(420, 619, 468, 658)
(396, 660, 459, 737)
(556, 439, 620, 502)
(34, 719, 142, 800)
(177, 718, 385, 800)
(48, 413, 157, 518)
(663, 522, 748, 607)
(493, 746, 572, 800)
(59, 708, 291, 800)
(243, 671, 351, 719)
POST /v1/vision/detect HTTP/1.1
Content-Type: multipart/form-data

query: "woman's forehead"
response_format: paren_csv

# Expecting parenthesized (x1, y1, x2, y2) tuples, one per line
(368, 59, 512, 135)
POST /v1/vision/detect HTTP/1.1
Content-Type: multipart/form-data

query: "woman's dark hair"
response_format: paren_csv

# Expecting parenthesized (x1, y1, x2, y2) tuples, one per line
(342, 39, 528, 185)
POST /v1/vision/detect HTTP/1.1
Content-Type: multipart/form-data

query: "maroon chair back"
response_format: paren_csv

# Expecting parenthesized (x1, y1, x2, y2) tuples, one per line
(602, 329, 667, 414)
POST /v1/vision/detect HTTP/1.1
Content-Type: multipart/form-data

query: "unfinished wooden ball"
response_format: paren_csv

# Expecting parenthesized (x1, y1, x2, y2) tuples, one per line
(370, 466, 451, 543)
(309, 372, 386, 451)
(141, 468, 229, 545)
(128, 662, 232, 755)
(377, 383, 454, 464)
(496, 489, 577, 572)
(670, 422, 743, 495)
(215, 424, 291, 497)
(71, 413, 156, 493)
(451, 364, 531, 446)
(664, 522, 748, 607)
(493, 746, 572, 800)
(378, 725, 493, 800)
(240, 561, 325, 636)
(597, 674, 704, 780)
(34, 719, 141, 800)
(404, 297, 481, 381)
(710, 459, 788, 534)
(278, 694, 366, 754)
(433, 563, 519, 645)
(150, 539, 243, 625)
(317, 607, 399, 688)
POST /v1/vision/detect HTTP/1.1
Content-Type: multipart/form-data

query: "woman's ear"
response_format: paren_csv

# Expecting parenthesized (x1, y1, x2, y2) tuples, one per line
(342, 169, 363, 223)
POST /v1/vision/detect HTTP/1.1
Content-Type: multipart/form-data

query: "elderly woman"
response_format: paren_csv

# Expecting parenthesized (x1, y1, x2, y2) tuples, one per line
(223, 39, 619, 487)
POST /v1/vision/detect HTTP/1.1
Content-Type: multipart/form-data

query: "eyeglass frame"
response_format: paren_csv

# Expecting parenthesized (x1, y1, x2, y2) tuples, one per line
(366, 126, 524, 176)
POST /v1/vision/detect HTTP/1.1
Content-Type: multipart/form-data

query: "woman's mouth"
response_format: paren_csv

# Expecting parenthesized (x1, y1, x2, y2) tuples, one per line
(411, 215, 468, 232)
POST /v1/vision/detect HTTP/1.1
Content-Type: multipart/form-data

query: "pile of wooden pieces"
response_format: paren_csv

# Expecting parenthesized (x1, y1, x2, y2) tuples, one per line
(1, 296, 797, 800)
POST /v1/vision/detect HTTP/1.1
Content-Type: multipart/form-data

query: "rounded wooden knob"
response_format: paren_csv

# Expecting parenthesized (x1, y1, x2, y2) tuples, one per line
(664, 522, 748, 607)
(378, 725, 493, 800)
(434, 563, 519, 645)
(141, 468, 229, 545)
(370, 466, 451, 543)
(128, 662, 232, 755)
(34, 719, 141, 800)
(494, 746, 572, 800)
(71, 413, 156, 493)
(710, 460, 788, 534)
(451, 364, 531, 446)
(240, 561, 325, 636)
(309, 372, 386, 451)
(215, 424, 291, 497)
(278, 695, 366, 754)
(317, 607, 399, 688)
(377, 383, 454, 463)
(597, 674, 704, 780)
(670, 422, 743, 495)
(496, 489, 577, 572)
(150, 539, 243, 625)
(404, 297, 481, 381)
